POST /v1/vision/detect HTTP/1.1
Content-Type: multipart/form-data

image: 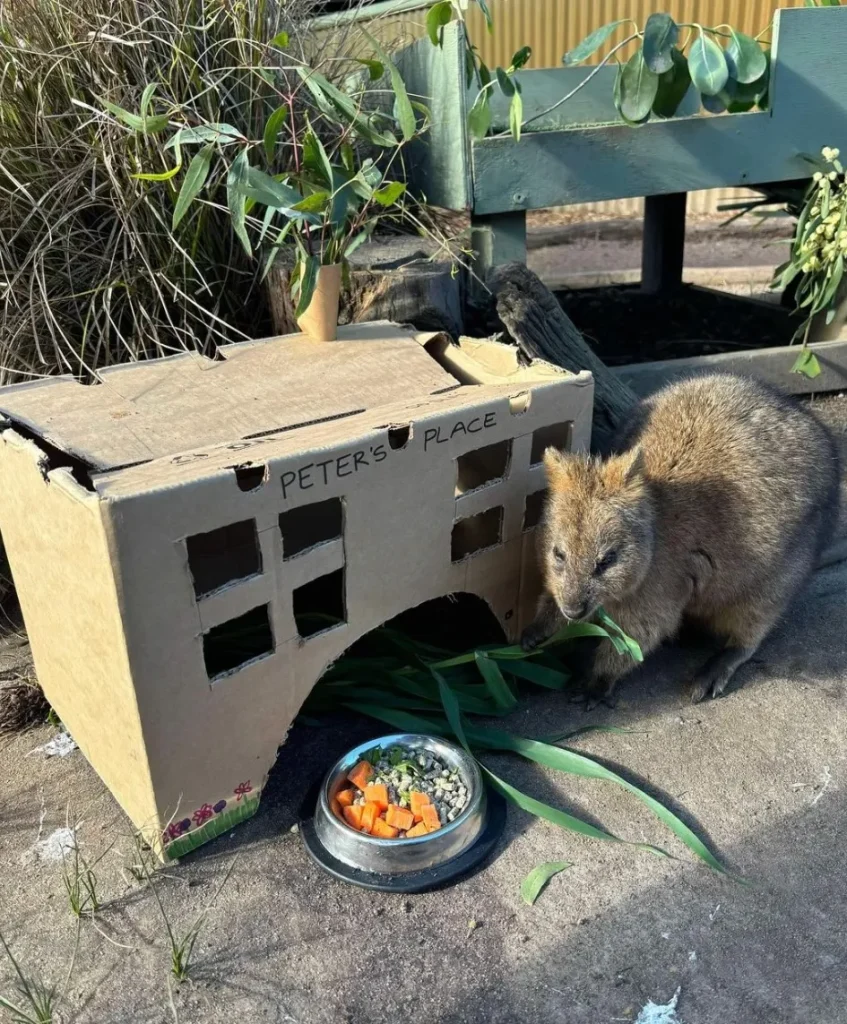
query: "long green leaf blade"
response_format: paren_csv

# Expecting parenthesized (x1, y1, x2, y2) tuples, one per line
(469, 726, 722, 871)
(520, 861, 571, 905)
(474, 653, 518, 710)
(172, 144, 212, 230)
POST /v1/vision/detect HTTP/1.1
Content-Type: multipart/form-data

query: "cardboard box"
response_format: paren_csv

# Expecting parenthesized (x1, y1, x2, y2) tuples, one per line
(0, 322, 593, 859)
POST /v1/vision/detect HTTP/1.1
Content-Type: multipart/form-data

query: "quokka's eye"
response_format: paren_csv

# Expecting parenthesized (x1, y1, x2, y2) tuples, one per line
(594, 550, 618, 575)
(552, 546, 566, 564)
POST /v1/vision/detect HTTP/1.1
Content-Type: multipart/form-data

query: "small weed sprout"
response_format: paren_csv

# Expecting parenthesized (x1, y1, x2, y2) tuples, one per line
(0, 932, 57, 1024)
(133, 837, 236, 982)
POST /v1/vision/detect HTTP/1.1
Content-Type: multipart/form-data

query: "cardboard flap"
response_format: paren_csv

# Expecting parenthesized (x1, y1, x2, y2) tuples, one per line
(0, 323, 459, 472)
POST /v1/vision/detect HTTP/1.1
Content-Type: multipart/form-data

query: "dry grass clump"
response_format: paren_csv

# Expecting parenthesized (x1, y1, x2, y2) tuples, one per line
(0, 0, 327, 384)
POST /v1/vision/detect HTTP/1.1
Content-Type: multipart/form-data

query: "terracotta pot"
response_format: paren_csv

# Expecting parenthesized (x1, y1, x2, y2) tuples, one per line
(296, 263, 342, 342)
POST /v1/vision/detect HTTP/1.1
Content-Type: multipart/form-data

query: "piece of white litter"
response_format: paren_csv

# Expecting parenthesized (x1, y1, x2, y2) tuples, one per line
(24, 826, 77, 864)
(634, 987, 683, 1024)
(688, 951, 697, 962)
(27, 732, 77, 758)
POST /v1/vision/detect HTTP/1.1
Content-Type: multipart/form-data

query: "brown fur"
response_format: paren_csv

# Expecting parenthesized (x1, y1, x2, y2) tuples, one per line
(521, 373, 841, 704)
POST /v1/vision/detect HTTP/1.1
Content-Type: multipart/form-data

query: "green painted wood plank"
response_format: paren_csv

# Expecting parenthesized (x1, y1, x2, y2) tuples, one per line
(469, 6, 847, 213)
(483, 67, 700, 134)
(394, 22, 471, 211)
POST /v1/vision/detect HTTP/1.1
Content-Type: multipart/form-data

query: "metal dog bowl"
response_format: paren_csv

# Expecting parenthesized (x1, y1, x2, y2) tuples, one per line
(315, 734, 485, 874)
(300, 733, 506, 892)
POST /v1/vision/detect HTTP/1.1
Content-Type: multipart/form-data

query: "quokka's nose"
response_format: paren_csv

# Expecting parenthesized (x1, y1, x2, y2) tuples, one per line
(561, 602, 588, 620)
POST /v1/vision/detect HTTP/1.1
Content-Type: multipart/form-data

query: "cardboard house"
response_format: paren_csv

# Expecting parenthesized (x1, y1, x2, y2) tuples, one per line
(0, 323, 593, 859)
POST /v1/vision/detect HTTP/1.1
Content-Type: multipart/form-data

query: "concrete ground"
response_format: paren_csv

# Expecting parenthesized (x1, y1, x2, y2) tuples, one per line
(0, 394, 846, 1024)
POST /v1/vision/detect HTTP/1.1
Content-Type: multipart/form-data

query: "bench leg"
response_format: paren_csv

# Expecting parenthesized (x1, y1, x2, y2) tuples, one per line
(641, 193, 687, 294)
(470, 211, 527, 299)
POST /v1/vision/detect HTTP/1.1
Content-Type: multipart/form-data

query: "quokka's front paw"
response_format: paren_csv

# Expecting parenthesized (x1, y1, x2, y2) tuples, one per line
(521, 623, 548, 652)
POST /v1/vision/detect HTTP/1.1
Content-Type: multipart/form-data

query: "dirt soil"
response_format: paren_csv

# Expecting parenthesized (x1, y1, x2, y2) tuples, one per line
(0, 396, 847, 1023)
(557, 284, 798, 366)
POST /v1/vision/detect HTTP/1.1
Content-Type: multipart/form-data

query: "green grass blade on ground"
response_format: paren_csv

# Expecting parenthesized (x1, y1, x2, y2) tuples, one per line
(466, 725, 724, 872)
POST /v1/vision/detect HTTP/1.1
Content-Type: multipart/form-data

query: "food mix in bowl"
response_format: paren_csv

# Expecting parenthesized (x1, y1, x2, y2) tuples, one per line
(332, 743, 471, 839)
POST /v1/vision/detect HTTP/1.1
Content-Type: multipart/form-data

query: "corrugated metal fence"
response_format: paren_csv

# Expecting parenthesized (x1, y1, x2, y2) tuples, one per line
(459, 0, 804, 217)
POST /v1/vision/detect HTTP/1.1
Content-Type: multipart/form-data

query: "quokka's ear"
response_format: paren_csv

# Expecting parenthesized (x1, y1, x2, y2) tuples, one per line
(543, 447, 578, 492)
(603, 445, 646, 491)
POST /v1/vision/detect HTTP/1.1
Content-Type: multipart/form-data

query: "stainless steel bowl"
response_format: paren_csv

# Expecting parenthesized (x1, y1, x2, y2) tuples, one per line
(314, 733, 487, 875)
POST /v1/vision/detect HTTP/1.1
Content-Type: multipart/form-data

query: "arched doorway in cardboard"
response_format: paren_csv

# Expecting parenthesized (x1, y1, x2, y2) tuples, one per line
(258, 592, 507, 830)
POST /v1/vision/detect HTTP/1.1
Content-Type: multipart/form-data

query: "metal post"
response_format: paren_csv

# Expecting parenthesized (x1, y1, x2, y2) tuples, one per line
(469, 211, 528, 302)
(641, 192, 687, 294)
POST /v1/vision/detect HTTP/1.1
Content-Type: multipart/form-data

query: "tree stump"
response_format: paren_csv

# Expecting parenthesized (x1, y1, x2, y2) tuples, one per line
(265, 237, 463, 339)
(487, 262, 638, 454)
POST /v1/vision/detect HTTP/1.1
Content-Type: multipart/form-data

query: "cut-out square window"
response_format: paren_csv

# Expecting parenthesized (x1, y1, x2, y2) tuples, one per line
(530, 422, 573, 465)
(451, 507, 504, 562)
(186, 520, 261, 599)
(203, 604, 274, 680)
(279, 498, 344, 560)
(523, 490, 547, 531)
(455, 440, 512, 495)
(293, 568, 346, 640)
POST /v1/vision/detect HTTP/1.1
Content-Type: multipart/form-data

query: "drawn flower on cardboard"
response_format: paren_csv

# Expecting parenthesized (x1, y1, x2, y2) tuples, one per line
(193, 803, 214, 826)
(234, 781, 253, 801)
(164, 818, 189, 843)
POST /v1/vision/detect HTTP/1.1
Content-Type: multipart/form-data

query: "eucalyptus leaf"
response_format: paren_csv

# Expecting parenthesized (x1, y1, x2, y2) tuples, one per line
(520, 861, 571, 905)
(618, 50, 659, 123)
(564, 20, 628, 66)
(468, 91, 491, 140)
(134, 163, 182, 182)
(426, 1, 453, 47)
(356, 58, 384, 81)
(792, 348, 822, 379)
(296, 68, 397, 147)
(496, 66, 515, 97)
(725, 29, 767, 84)
(651, 48, 691, 119)
(303, 129, 334, 187)
(511, 46, 532, 71)
(475, 0, 493, 31)
(642, 13, 678, 74)
(372, 181, 406, 206)
(509, 91, 523, 142)
(172, 144, 213, 229)
(363, 31, 416, 141)
(263, 105, 289, 163)
(165, 123, 244, 149)
(226, 150, 252, 257)
(688, 30, 729, 97)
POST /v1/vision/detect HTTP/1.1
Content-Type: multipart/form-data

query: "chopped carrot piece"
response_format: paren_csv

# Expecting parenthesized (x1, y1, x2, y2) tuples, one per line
(409, 791, 431, 822)
(385, 805, 414, 831)
(363, 783, 389, 811)
(347, 760, 373, 791)
(343, 804, 364, 829)
(421, 804, 442, 832)
(336, 788, 355, 808)
(360, 802, 380, 833)
(405, 822, 429, 839)
(371, 817, 400, 839)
